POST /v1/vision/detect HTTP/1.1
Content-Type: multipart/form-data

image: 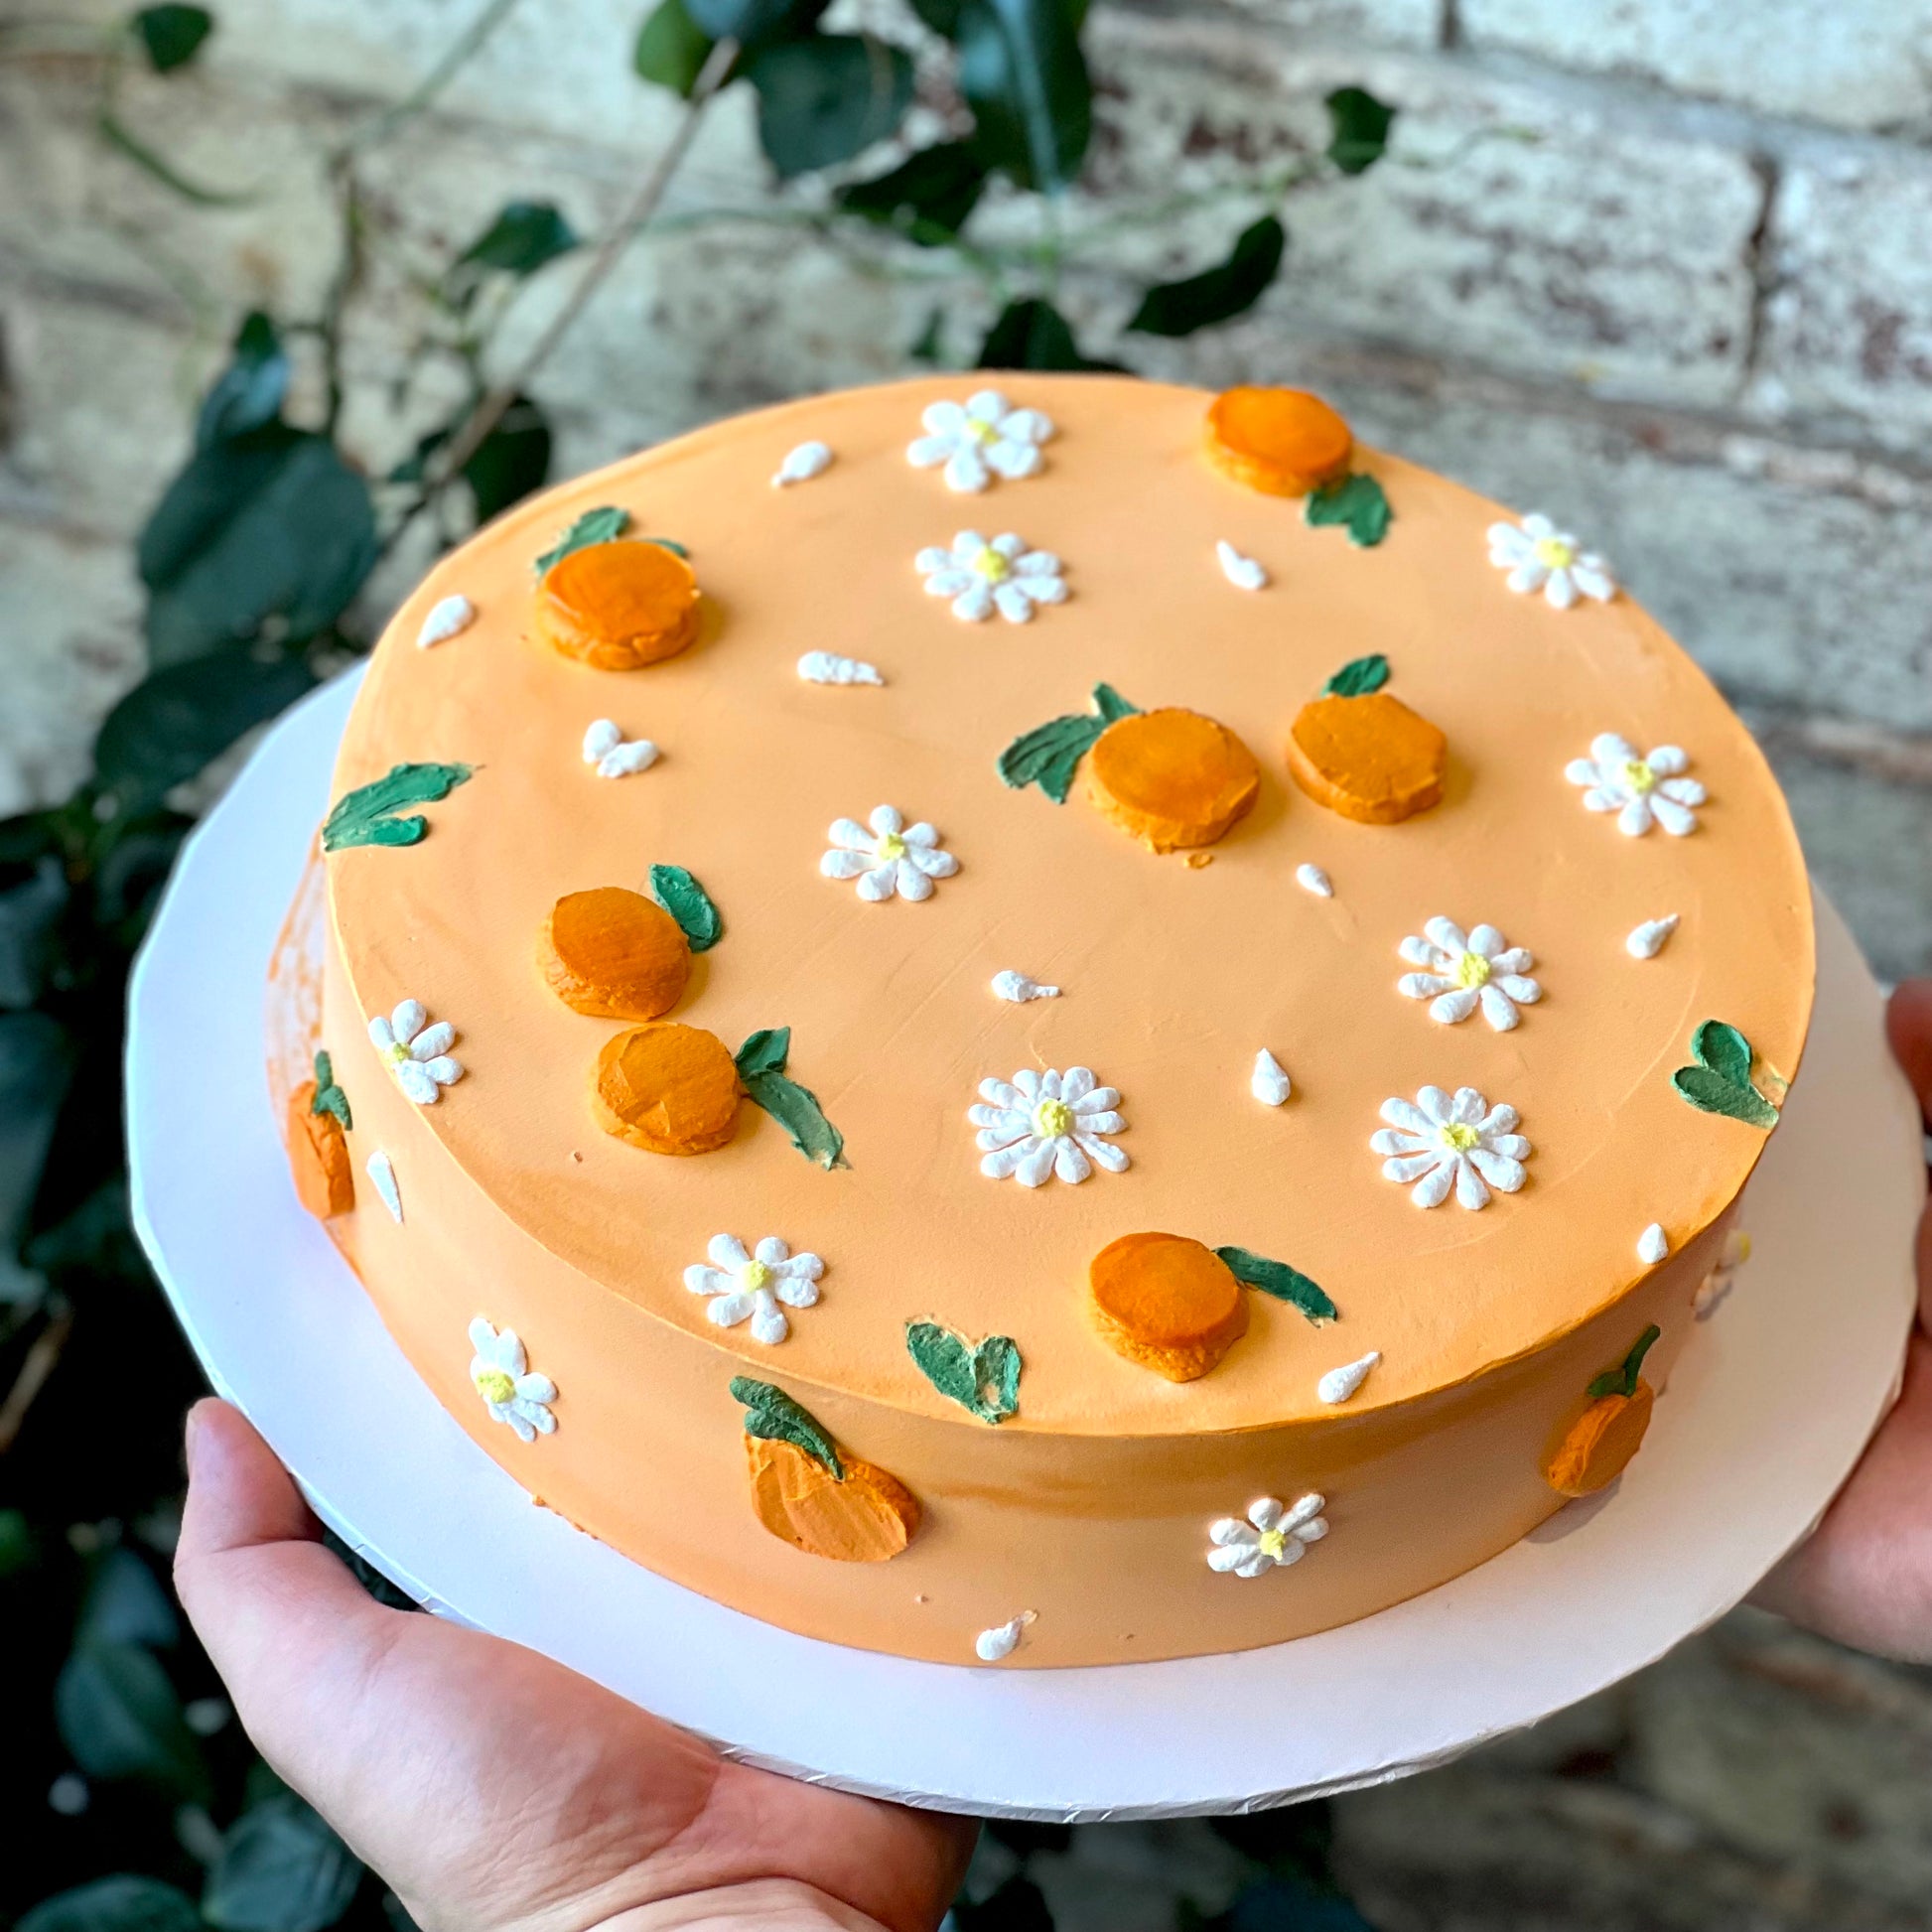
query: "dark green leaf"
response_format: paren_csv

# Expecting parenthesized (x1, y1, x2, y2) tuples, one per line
(450, 202, 580, 288)
(957, 0, 1090, 194)
(1304, 473, 1392, 548)
(976, 296, 1120, 371)
(1214, 1246, 1337, 1323)
(322, 762, 474, 854)
(649, 864, 723, 951)
(951, 1874, 1055, 1932)
(204, 1792, 362, 1932)
(906, 1321, 1021, 1423)
(76, 1547, 180, 1651)
(132, 4, 213, 71)
(0, 857, 68, 1009)
(746, 34, 913, 179)
(998, 684, 1134, 800)
(94, 650, 316, 812)
(55, 1641, 211, 1801)
(730, 1375, 843, 1478)
(197, 312, 288, 449)
(1325, 85, 1396, 176)
(138, 427, 377, 665)
(1126, 214, 1286, 338)
(0, 1013, 73, 1306)
(905, 0, 964, 31)
(0, 1506, 38, 1578)
(533, 504, 630, 576)
(1092, 681, 1138, 724)
(1322, 654, 1389, 698)
(313, 1051, 352, 1131)
(1672, 1065, 1779, 1129)
(1587, 1323, 1661, 1401)
(1691, 1019, 1753, 1088)
(836, 140, 986, 242)
(635, 0, 715, 96)
(685, 0, 821, 38)
(733, 1026, 790, 1080)
(743, 1068, 847, 1169)
(18, 1876, 204, 1932)
(462, 395, 552, 522)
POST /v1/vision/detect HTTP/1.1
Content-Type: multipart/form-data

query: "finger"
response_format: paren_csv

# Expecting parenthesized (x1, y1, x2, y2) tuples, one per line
(1887, 980, 1932, 1127)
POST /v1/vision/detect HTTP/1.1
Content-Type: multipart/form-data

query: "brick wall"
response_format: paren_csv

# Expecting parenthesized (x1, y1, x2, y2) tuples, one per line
(3, 0, 1929, 970)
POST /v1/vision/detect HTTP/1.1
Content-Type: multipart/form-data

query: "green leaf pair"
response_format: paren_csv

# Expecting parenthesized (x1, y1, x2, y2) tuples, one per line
(1672, 1021, 1780, 1130)
(1214, 1247, 1338, 1324)
(906, 1321, 1022, 1424)
(648, 865, 724, 952)
(1305, 474, 1392, 548)
(734, 1028, 847, 1169)
(1587, 1324, 1661, 1401)
(997, 682, 1138, 802)
(1322, 654, 1390, 698)
(732, 1374, 843, 1479)
(321, 762, 474, 854)
(311, 1050, 352, 1131)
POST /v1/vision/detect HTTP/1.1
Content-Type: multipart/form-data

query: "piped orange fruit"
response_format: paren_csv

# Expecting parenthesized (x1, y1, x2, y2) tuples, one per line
(535, 539, 700, 671)
(1545, 1325, 1661, 1497)
(286, 1080, 354, 1219)
(1087, 708, 1262, 853)
(592, 1021, 740, 1155)
(541, 887, 690, 1020)
(1286, 654, 1445, 826)
(1090, 1231, 1250, 1381)
(746, 1436, 921, 1563)
(1204, 387, 1353, 498)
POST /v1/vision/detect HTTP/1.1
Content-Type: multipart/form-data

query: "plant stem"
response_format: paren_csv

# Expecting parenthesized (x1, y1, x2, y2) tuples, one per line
(349, 0, 529, 152)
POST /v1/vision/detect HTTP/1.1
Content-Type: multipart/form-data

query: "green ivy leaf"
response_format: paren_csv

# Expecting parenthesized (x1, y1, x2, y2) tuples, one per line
(732, 1026, 790, 1080)
(746, 34, 914, 180)
(1325, 84, 1396, 176)
(197, 312, 289, 450)
(533, 504, 630, 576)
(1304, 473, 1392, 548)
(1213, 1247, 1337, 1323)
(836, 140, 987, 244)
(634, 0, 715, 96)
(462, 395, 553, 522)
(976, 296, 1120, 371)
(1587, 1324, 1661, 1401)
(730, 1375, 843, 1479)
(322, 762, 474, 853)
(906, 1321, 1021, 1423)
(957, 0, 1091, 194)
(1322, 654, 1389, 698)
(1126, 214, 1286, 339)
(76, 1547, 180, 1652)
(137, 427, 378, 666)
(132, 4, 213, 71)
(18, 1876, 204, 1932)
(0, 1013, 72, 1307)
(648, 864, 723, 952)
(94, 649, 317, 813)
(55, 1641, 212, 1802)
(448, 203, 580, 299)
(203, 1792, 362, 1932)
(0, 857, 69, 1010)
(312, 1050, 352, 1131)
(998, 682, 1137, 801)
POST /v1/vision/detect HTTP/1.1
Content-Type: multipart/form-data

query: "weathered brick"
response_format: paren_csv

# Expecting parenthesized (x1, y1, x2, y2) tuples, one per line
(1458, 0, 1932, 134)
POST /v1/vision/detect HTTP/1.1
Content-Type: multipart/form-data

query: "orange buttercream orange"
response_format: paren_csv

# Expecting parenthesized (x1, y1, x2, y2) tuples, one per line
(592, 1022, 740, 1155)
(541, 887, 691, 1020)
(1085, 708, 1261, 852)
(534, 540, 700, 671)
(1089, 1232, 1250, 1381)
(1544, 1382, 1657, 1497)
(746, 1436, 921, 1562)
(1287, 690, 1447, 825)
(1203, 386, 1353, 497)
(285, 1080, 353, 1219)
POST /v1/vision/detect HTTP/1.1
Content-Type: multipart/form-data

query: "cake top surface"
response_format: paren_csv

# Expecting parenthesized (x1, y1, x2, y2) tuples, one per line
(327, 374, 1814, 1437)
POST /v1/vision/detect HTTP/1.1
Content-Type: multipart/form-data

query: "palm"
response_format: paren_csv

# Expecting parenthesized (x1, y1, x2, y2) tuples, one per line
(175, 1400, 973, 1932)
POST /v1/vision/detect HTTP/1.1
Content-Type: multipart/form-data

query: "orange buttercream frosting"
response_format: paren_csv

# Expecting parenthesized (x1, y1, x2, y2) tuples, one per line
(295, 375, 1814, 1666)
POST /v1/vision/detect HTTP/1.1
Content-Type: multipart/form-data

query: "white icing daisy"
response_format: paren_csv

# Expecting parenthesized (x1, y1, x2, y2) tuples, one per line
(916, 530, 1066, 624)
(1695, 1228, 1751, 1318)
(1207, 1494, 1328, 1578)
(1397, 917, 1542, 1032)
(367, 1000, 462, 1105)
(683, 1233, 823, 1345)
(970, 1066, 1127, 1187)
(467, 1317, 557, 1443)
(906, 389, 1053, 492)
(1371, 1085, 1531, 1211)
(1486, 512, 1616, 610)
(1566, 735, 1705, 837)
(582, 718, 658, 777)
(416, 593, 476, 649)
(820, 805, 958, 902)
(771, 440, 831, 487)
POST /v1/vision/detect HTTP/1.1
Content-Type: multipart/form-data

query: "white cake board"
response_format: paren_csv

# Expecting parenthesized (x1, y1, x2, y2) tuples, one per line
(128, 666, 1924, 1822)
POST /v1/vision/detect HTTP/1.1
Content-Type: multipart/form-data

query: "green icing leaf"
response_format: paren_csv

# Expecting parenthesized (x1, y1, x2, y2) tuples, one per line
(1305, 473, 1392, 548)
(311, 1050, 351, 1131)
(533, 505, 630, 576)
(999, 683, 1140, 802)
(906, 1320, 1022, 1424)
(1587, 1323, 1661, 1401)
(1672, 1020, 1779, 1129)
(1213, 1246, 1338, 1324)
(1323, 654, 1389, 698)
(735, 1030, 847, 1169)
(1691, 1019, 1753, 1088)
(644, 535, 690, 558)
(649, 864, 723, 952)
(731, 1375, 843, 1480)
(321, 762, 473, 854)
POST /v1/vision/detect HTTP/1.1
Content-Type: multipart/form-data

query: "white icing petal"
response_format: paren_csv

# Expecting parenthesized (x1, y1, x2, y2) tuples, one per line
(416, 593, 476, 649)
(1637, 1222, 1669, 1265)
(366, 1151, 402, 1223)
(1317, 1352, 1380, 1406)
(797, 651, 883, 686)
(974, 1612, 1035, 1663)
(1296, 864, 1333, 898)
(1216, 539, 1268, 591)
(992, 970, 1060, 1003)
(1251, 1048, 1292, 1106)
(772, 440, 832, 487)
(597, 739, 658, 778)
(583, 719, 622, 762)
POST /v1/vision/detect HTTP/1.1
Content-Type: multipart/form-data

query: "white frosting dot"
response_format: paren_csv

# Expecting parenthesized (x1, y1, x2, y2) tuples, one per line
(1216, 539, 1268, 591)
(992, 970, 1060, 1003)
(1317, 1351, 1380, 1406)
(974, 1611, 1035, 1662)
(1637, 1222, 1669, 1265)
(1296, 864, 1333, 898)
(772, 440, 832, 486)
(797, 651, 884, 686)
(1626, 914, 1680, 959)
(416, 593, 476, 649)
(1251, 1048, 1292, 1106)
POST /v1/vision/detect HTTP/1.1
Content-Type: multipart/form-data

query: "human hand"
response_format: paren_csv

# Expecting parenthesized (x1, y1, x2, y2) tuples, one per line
(1752, 981, 1932, 1662)
(174, 1399, 976, 1932)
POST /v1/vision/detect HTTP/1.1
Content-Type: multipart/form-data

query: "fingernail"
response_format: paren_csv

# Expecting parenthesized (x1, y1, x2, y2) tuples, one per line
(184, 1401, 209, 1478)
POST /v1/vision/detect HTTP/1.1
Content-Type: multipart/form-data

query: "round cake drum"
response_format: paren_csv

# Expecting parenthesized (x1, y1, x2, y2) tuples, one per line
(128, 665, 1920, 1819)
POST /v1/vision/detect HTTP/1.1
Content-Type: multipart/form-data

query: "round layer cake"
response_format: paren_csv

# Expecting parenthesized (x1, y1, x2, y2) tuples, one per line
(286, 375, 1814, 1667)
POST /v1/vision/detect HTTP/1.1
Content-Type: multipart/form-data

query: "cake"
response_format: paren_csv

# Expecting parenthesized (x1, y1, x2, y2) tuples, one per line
(274, 375, 1813, 1668)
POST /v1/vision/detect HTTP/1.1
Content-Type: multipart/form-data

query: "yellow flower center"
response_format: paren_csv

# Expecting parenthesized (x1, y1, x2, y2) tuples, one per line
(1440, 1121, 1480, 1153)
(382, 1041, 411, 1068)
(972, 547, 1012, 583)
(1256, 1527, 1288, 1560)
(1623, 759, 1657, 794)
(1534, 535, 1577, 570)
(1035, 1097, 1075, 1139)
(876, 831, 906, 861)
(966, 416, 998, 446)
(742, 1258, 771, 1292)
(1454, 950, 1491, 991)
(474, 1368, 515, 1406)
